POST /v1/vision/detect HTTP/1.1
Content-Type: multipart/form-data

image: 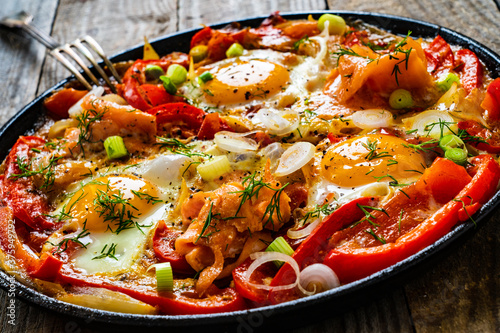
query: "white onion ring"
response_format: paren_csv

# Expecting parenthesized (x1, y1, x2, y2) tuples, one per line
(214, 131, 258, 153)
(287, 218, 322, 240)
(407, 110, 457, 139)
(275, 142, 315, 177)
(299, 263, 340, 293)
(255, 109, 299, 136)
(351, 109, 393, 129)
(246, 252, 311, 295)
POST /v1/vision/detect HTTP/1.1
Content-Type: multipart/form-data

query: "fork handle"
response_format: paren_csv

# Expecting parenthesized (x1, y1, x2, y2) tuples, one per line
(2, 14, 59, 49)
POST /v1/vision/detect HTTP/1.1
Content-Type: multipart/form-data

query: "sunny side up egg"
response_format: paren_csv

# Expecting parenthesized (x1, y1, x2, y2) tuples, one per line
(307, 134, 426, 207)
(181, 48, 330, 114)
(45, 153, 191, 275)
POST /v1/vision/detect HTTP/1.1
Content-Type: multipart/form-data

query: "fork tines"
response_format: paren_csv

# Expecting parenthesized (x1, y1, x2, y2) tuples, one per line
(50, 35, 122, 93)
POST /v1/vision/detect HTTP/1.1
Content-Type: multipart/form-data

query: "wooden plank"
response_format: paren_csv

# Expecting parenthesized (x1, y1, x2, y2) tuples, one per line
(38, 0, 179, 93)
(0, 0, 58, 124)
(178, 0, 326, 30)
(404, 216, 499, 333)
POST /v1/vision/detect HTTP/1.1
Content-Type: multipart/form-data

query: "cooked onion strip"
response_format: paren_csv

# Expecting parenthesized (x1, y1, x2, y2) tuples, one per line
(275, 142, 315, 177)
(351, 109, 393, 129)
(255, 109, 299, 136)
(214, 131, 258, 153)
(246, 252, 312, 295)
(287, 218, 321, 239)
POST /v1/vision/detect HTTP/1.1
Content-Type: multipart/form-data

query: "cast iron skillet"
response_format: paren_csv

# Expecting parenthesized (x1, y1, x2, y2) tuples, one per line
(0, 11, 499, 332)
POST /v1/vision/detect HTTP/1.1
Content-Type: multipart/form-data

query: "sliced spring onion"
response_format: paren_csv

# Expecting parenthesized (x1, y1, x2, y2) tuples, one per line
(104, 136, 128, 159)
(145, 64, 165, 81)
(190, 45, 208, 63)
(266, 236, 294, 267)
(287, 218, 321, 240)
(274, 142, 315, 177)
(299, 263, 340, 294)
(439, 134, 465, 151)
(198, 71, 214, 83)
(166, 64, 188, 86)
(148, 262, 173, 292)
(160, 76, 177, 95)
(214, 131, 258, 153)
(351, 109, 393, 129)
(436, 72, 460, 91)
(226, 42, 244, 58)
(197, 155, 232, 181)
(445, 147, 468, 165)
(389, 89, 413, 109)
(317, 14, 346, 35)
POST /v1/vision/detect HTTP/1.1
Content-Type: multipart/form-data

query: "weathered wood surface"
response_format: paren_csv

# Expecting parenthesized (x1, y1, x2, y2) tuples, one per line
(0, 0, 498, 332)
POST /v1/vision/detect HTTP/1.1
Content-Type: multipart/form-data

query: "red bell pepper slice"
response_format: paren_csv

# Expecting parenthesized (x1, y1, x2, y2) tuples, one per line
(43, 88, 88, 119)
(267, 197, 378, 303)
(480, 78, 500, 122)
(455, 49, 483, 94)
(323, 155, 500, 284)
(152, 221, 194, 274)
(457, 120, 500, 153)
(118, 54, 188, 111)
(58, 268, 246, 315)
(190, 26, 213, 49)
(30, 253, 63, 280)
(424, 35, 454, 75)
(148, 102, 232, 138)
(1, 136, 54, 230)
(148, 102, 206, 131)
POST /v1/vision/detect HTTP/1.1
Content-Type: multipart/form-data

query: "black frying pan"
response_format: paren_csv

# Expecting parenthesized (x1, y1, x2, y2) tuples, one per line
(0, 11, 499, 332)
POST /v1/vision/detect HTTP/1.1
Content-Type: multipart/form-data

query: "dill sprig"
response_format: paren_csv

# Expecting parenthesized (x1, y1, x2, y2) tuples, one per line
(389, 31, 412, 85)
(74, 105, 106, 157)
(300, 202, 337, 226)
(232, 172, 289, 228)
(362, 139, 392, 161)
(92, 243, 118, 261)
(52, 221, 91, 254)
(10, 154, 63, 190)
(156, 137, 210, 159)
(351, 204, 389, 228)
(365, 228, 387, 244)
(333, 46, 376, 66)
(131, 190, 163, 205)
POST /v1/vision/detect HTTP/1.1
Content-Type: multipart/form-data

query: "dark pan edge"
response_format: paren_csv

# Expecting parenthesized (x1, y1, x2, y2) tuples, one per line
(0, 11, 499, 330)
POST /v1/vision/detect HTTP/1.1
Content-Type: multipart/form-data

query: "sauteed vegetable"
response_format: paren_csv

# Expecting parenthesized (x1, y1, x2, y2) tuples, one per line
(1, 12, 499, 315)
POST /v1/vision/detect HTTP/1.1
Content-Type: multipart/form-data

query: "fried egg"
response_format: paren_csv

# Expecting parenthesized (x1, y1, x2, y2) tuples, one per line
(48, 153, 191, 275)
(308, 134, 426, 207)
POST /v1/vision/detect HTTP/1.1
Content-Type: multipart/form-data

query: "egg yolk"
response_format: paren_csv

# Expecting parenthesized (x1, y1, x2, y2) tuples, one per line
(321, 134, 426, 187)
(202, 59, 290, 104)
(65, 175, 160, 232)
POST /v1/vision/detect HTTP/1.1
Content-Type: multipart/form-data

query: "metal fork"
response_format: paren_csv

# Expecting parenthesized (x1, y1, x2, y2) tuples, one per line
(0, 11, 122, 92)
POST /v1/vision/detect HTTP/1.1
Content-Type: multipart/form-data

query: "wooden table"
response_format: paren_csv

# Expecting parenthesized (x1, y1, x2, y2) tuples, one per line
(0, 1, 499, 332)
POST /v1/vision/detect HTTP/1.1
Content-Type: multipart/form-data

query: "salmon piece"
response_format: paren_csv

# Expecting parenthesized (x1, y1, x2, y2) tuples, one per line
(176, 171, 291, 295)
(80, 94, 157, 142)
(331, 37, 433, 102)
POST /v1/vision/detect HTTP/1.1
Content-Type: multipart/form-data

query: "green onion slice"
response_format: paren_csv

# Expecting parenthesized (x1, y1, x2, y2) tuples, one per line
(266, 236, 294, 267)
(445, 147, 468, 166)
(198, 71, 214, 83)
(436, 72, 460, 91)
(389, 89, 413, 109)
(439, 134, 465, 151)
(145, 64, 165, 80)
(190, 45, 208, 63)
(150, 262, 174, 292)
(160, 76, 177, 95)
(166, 64, 187, 86)
(104, 136, 128, 159)
(317, 14, 346, 35)
(226, 42, 244, 58)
